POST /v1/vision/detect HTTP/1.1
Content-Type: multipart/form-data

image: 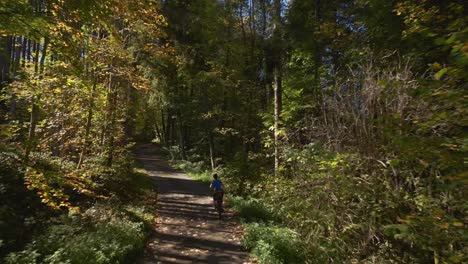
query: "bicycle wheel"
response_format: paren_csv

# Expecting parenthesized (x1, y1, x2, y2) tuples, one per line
(214, 192, 223, 219)
(217, 198, 223, 219)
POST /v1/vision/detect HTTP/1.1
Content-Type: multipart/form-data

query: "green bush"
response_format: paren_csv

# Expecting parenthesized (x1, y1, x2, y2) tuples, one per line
(5, 210, 147, 264)
(0, 151, 48, 258)
(173, 160, 212, 183)
(164, 145, 183, 161)
(243, 223, 305, 264)
(1, 144, 156, 263)
(124, 204, 155, 229)
(227, 196, 273, 222)
(51, 220, 145, 264)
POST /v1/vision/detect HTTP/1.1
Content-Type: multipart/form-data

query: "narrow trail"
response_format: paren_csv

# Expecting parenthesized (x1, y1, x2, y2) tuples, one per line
(136, 145, 252, 264)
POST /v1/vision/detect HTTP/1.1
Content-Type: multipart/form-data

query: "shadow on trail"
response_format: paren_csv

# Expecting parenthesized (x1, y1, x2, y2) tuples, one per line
(150, 175, 212, 196)
(150, 231, 243, 264)
(155, 252, 232, 264)
(153, 231, 244, 253)
(135, 144, 249, 264)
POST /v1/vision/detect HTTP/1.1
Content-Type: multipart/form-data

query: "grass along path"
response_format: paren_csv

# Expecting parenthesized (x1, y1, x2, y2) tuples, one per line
(136, 144, 252, 264)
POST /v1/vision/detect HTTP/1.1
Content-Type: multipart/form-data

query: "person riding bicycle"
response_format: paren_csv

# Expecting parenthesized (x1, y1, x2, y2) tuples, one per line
(209, 173, 224, 211)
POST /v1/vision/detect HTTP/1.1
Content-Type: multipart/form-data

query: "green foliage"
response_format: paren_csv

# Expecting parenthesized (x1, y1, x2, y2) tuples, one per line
(172, 159, 212, 183)
(0, 0, 49, 37)
(0, 148, 48, 257)
(227, 196, 273, 223)
(253, 142, 467, 263)
(165, 146, 214, 183)
(124, 205, 155, 230)
(243, 223, 305, 264)
(384, 214, 467, 263)
(0, 143, 156, 262)
(164, 146, 184, 162)
(4, 206, 148, 264)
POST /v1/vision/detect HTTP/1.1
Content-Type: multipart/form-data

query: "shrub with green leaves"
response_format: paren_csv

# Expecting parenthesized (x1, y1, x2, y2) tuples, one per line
(5, 208, 147, 264)
(227, 196, 273, 222)
(243, 223, 305, 264)
(0, 150, 48, 258)
(173, 160, 212, 183)
(49, 220, 145, 264)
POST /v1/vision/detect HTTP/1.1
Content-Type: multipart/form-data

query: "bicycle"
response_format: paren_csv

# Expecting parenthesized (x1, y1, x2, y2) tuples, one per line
(213, 191, 224, 219)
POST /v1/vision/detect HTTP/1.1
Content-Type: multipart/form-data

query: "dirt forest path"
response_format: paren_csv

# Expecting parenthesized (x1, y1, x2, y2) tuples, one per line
(136, 144, 252, 264)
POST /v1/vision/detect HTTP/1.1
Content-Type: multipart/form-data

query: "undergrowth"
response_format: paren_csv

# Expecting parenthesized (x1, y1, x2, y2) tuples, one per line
(5, 206, 147, 264)
(243, 223, 306, 264)
(227, 196, 273, 223)
(172, 160, 212, 183)
(227, 195, 305, 264)
(1, 147, 157, 263)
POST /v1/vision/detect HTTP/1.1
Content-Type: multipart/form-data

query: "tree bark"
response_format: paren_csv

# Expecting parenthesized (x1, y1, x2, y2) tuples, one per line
(24, 38, 47, 162)
(33, 41, 40, 74)
(77, 73, 97, 168)
(154, 121, 163, 143)
(39, 37, 49, 74)
(12, 36, 21, 76)
(21, 36, 27, 68)
(177, 118, 186, 160)
(273, 0, 283, 177)
(161, 109, 167, 145)
(24, 96, 39, 162)
(106, 74, 116, 167)
(0, 37, 10, 82)
(273, 65, 282, 176)
(209, 129, 215, 170)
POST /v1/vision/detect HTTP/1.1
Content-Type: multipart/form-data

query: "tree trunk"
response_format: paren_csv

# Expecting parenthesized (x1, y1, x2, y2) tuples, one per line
(24, 38, 47, 162)
(0, 37, 10, 82)
(209, 129, 215, 170)
(272, 0, 283, 177)
(161, 109, 167, 145)
(177, 118, 186, 160)
(21, 36, 27, 68)
(12, 36, 21, 76)
(34, 41, 40, 74)
(124, 82, 135, 140)
(273, 65, 282, 176)
(154, 121, 163, 143)
(166, 110, 173, 145)
(201, 74, 215, 168)
(39, 37, 49, 74)
(106, 74, 115, 167)
(77, 74, 97, 168)
(245, 0, 255, 66)
(24, 96, 40, 162)
(1, 37, 13, 117)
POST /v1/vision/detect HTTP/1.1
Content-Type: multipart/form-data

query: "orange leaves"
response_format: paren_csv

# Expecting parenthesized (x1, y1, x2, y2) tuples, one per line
(396, 210, 465, 233)
(23, 164, 110, 212)
(24, 168, 72, 210)
(433, 215, 442, 221)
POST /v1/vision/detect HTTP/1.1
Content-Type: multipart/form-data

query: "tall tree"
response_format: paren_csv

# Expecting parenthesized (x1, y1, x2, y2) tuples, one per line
(272, 0, 283, 176)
